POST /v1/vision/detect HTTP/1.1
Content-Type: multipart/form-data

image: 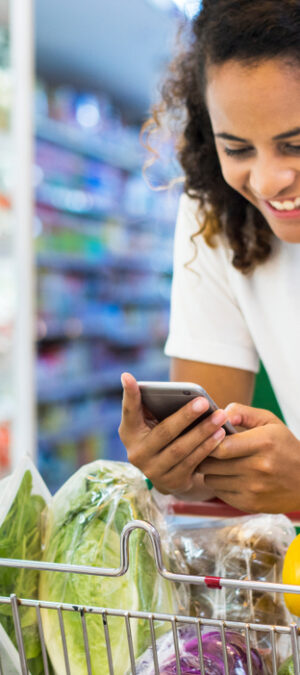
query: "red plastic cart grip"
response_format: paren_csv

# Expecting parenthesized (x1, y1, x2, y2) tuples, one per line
(204, 576, 222, 589)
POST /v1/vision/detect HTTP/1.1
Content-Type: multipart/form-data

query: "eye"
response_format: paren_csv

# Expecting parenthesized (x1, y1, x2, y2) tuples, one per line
(224, 146, 254, 158)
(283, 143, 300, 155)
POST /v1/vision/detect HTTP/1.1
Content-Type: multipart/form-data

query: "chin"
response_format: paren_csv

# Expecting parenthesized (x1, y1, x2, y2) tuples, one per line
(257, 210, 300, 243)
(277, 232, 300, 243)
(268, 224, 300, 243)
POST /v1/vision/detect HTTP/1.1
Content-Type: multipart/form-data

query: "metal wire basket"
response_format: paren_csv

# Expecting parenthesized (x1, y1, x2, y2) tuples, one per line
(0, 519, 300, 675)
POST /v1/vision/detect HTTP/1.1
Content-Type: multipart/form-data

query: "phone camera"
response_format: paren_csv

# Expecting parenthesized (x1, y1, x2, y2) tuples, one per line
(182, 390, 191, 396)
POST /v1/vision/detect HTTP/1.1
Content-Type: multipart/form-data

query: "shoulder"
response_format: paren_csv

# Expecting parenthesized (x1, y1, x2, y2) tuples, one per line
(176, 192, 204, 228)
(174, 192, 232, 274)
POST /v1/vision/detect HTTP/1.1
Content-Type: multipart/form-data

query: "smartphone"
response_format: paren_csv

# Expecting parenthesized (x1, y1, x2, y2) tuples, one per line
(137, 381, 236, 435)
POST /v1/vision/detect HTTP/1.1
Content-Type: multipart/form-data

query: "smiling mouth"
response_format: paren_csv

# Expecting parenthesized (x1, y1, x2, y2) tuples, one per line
(267, 197, 300, 212)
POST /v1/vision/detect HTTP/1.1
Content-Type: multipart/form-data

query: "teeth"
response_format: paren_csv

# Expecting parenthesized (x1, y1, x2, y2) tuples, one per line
(269, 197, 300, 211)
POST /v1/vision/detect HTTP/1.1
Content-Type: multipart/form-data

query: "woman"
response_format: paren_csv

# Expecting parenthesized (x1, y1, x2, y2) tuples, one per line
(119, 0, 300, 514)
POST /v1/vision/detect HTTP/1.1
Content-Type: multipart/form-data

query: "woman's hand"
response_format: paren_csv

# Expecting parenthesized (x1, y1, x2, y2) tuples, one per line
(199, 403, 300, 513)
(119, 372, 228, 497)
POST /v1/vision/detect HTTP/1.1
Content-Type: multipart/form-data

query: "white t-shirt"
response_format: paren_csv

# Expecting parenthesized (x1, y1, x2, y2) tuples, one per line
(165, 193, 300, 437)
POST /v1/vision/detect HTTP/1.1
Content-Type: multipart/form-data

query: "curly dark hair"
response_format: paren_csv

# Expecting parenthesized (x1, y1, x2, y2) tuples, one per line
(147, 0, 300, 273)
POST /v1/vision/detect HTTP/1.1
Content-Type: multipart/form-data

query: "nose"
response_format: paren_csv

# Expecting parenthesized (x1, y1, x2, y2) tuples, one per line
(249, 157, 296, 201)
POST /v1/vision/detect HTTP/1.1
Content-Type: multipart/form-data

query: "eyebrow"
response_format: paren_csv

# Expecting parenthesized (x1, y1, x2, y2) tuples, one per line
(215, 127, 300, 143)
(274, 127, 300, 140)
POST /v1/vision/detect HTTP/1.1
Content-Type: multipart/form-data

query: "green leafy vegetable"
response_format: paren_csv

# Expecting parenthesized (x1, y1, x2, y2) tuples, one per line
(40, 460, 182, 675)
(278, 656, 295, 675)
(0, 470, 47, 675)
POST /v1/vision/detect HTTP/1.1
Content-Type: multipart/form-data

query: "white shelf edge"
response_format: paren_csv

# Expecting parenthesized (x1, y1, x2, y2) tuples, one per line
(11, 0, 36, 467)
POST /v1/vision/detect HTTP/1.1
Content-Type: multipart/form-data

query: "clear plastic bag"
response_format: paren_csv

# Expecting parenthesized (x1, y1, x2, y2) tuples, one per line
(0, 624, 27, 675)
(0, 456, 51, 675)
(40, 459, 189, 675)
(168, 513, 296, 668)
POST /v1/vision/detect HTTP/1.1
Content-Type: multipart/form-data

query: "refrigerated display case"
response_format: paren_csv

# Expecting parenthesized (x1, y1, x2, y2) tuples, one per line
(0, 0, 35, 476)
(0, 2, 14, 475)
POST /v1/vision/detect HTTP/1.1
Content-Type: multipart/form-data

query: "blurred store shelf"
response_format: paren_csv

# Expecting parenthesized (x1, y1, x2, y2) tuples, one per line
(37, 318, 167, 347)
(37, 357, 169, 404)
(38, 407, 121, 446)
(34, 82, 179, 490)
(36, 251, 173, 274)
(36, 115, 143, 172)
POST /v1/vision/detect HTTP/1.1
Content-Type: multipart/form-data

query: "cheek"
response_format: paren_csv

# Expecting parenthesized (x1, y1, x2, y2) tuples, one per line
(219, 158, 245, 191)
(216, 148, 247, 193)
(220, 156, 242, 187)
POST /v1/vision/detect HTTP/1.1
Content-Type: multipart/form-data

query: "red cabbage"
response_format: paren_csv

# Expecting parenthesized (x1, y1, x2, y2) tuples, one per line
(134, 627, 264, 674)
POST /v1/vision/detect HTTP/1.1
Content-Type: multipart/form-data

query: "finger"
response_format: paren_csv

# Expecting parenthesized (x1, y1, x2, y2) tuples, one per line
(178, 427, 226, 474)
(149, 429, 226, 493)
(207, 487, 262, 513)
(203, 477, 266, 514)
(142, 405, 157, 423)
(147, 426, 226, 480)
(123, 390, 226, 475)
(120, 372, 145, 430)
(208, 424, 276, 460)
(203, 473, 241, 493)
(147, 403, 227, 459)
(199, 456, 250, 476)
(144, 396, 210, 453)
(225, 402, 282, 429)
(124, 394, 213, 469)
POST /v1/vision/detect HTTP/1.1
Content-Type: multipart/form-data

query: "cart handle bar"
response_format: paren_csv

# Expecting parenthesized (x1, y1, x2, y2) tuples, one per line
(0, 519, 299, 595)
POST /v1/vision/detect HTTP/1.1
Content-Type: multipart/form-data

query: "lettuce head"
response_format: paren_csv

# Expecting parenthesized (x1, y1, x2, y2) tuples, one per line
(39, 460, 183, 675)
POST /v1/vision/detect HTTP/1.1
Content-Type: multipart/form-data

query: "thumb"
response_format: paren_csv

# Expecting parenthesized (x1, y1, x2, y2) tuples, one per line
(224, 402, 282, 429)
(120, 372, 145, 429)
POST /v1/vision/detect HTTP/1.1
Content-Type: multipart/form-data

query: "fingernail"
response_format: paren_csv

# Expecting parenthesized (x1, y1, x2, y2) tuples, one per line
(225, 402, 235, 411)
(192, 397, 207, 413)
(121, 374, 126, 388)
(229, 415, 242, 425)
(213, 427, 226, 441)
(211, 409, 227, 425)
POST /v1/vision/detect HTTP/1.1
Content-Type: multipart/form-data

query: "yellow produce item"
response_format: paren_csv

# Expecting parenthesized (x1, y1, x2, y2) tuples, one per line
(282, 534, 300, 616)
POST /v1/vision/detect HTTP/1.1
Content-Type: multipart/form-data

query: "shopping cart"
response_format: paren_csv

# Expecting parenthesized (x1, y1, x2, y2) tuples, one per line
(0, 519, 300, 675)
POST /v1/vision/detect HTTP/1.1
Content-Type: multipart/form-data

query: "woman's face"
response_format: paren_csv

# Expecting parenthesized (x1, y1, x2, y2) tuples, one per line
(206, 58, 300, 243)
